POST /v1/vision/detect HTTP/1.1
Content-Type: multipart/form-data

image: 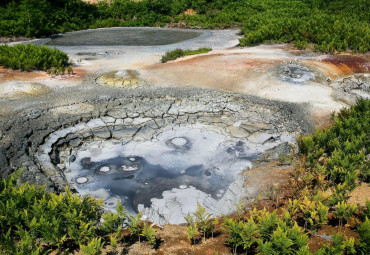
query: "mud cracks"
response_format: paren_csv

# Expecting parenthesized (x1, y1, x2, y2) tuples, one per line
(0, 90, 310, 224)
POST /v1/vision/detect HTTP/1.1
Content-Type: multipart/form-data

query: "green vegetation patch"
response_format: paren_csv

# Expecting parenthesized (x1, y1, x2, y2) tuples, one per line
(1, 0, 368, 53)
(0, 43, 69, 71)
(161, 47, 212, 63)
(298, 99, 369, 203)
(0, 170, 156, 254)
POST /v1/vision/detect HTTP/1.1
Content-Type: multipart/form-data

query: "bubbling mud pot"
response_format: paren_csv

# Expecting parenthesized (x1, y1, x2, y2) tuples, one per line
(0, 90, 310, 225)
(61, 123, 291, 224)
(2, 27, 368, 226)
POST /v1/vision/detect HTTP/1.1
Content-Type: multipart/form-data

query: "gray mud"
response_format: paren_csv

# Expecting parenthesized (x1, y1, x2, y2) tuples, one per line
(0, 84, 313, 223)
(0, 28, 326, 224)
(46, 28, 202, 46)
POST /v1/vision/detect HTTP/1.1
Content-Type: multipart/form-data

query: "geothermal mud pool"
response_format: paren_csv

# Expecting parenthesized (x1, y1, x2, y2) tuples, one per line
(45, 27, 202, 46)
(33, 93, 301, 224)
(62, 124, 292, 224)
(0, 27, 369, 225)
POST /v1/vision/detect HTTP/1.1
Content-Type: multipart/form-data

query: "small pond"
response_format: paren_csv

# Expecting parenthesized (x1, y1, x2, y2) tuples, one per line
(64, 125, 261, 224)
(46, 28, 202, 46)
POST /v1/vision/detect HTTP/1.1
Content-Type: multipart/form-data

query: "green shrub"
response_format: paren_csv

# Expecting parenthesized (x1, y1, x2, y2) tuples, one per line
(252, 209, 282, 240)
(296, 196, 329, 230)
(186, 223, 199, 245)
(193, 203, 217, 240)
(298, 99, 369, 197)
(315, 234, 356, 255)
(365, 200, 370, 219)
(184, 203, 218, 242)
(80, 237, 104, 255)
(0, 0, 369, 53)
(161, 48, 212, 63)
(109, 234, 117, 251)
(257, 226, 294, 255)
(161, 49, 185, 63)
(356, 217, 370, 254)
(0, 170, 129, 254)
(223, 212, 308, 255)
(239, 218, 259, 251)
(222, 217, 245, 254)
(335, 201, 357, 226)
(141, 223, 157, 246)
(0, 43, 70, 71)
(128, 212, 143, 242)
(100, 200, 127, 234)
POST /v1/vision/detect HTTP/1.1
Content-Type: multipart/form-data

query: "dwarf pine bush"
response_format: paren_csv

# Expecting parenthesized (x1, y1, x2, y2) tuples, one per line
(0, 44, 70, 71)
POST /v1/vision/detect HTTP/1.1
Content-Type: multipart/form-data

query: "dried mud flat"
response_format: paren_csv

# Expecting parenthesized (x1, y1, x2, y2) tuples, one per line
(0, 28, 369, 226)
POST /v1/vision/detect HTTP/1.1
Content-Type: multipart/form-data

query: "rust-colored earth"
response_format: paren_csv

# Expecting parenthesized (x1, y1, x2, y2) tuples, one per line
(0, 66, 87, 82)
(322, 55, 370, 74)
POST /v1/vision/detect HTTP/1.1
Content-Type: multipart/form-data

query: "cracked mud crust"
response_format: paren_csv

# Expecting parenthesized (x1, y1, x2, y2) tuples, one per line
(0, 28, 368, 224)
(0, 87, 312, 223)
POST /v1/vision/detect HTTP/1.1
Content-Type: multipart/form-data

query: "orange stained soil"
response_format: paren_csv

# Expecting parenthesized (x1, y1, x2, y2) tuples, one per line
(0, 66, 87, 83)
(320, 55, 370, 76)
(145, 53, 281, 92)
(0, 67, 49, 82)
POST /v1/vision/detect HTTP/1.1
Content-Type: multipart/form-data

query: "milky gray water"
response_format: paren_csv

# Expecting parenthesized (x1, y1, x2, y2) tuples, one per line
(46, 28, 201, 46)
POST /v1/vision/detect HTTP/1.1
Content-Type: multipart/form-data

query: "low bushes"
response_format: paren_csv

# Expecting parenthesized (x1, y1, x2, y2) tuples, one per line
(161, 48, 212, 63)
(0, 170, 157, 254)
(297, 99, 369, 203)
(0, 43, 69, 72)
(1, 1, 369, 53)
(185, 203, 218, 244)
